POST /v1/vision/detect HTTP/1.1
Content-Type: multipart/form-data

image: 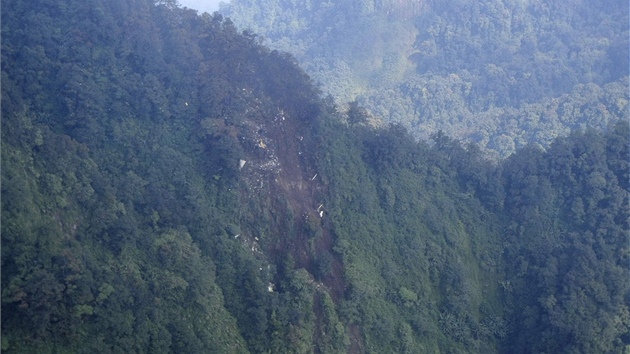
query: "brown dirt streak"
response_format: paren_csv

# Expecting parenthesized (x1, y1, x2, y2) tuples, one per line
(266, 110, 346, 299)
(348, 324, 364, 354)
(253, 108, 361, 353)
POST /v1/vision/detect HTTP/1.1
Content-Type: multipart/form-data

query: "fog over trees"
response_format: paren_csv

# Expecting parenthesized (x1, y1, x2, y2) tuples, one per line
(2, 0, 628, 353)
(222, 0, 629, 159)
(178, 0, 223, 13)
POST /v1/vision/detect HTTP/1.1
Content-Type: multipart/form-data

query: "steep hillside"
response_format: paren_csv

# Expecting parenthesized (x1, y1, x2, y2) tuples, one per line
(1, 0, 334, 351)
(222, 0, 629, 158)
(2, 0, 628, 353)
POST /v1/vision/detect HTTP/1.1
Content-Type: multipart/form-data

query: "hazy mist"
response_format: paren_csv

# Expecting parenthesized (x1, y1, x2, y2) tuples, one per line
(178, 0, 225, 13)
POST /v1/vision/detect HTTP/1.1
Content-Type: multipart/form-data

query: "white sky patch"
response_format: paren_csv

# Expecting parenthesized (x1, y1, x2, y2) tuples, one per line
(178, 0, 226, 13)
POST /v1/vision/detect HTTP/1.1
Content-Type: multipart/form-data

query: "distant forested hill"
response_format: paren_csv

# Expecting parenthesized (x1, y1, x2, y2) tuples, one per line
(2, 0, 629, 353)
(222, 0, 629, 158)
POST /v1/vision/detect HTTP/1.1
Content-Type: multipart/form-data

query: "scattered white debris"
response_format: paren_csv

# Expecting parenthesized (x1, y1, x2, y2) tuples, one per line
(311, 173, 318, 180)
(234, 234, 240, 238)
(239, 159, 247, 170)
(268, 283, 275, 292)
(319, 210, 324, 218)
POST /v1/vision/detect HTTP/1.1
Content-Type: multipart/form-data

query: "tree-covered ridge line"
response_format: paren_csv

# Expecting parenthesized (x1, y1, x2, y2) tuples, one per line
(222, 0, 629, 159)
(2, 0, 629, 353)
(2, 0, 329, 351)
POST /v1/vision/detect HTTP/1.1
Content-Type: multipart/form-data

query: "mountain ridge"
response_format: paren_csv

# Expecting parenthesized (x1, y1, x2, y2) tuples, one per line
(222, 0, 629, 159)
(2, 0, 628, 353)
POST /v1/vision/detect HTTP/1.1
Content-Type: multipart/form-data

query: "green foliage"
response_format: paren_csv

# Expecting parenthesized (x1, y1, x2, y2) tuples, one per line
(2, 0, 628, 353)
(313, 116, 509, 353)
(223, 0, 629, 158)
(500, 122, 630, 353)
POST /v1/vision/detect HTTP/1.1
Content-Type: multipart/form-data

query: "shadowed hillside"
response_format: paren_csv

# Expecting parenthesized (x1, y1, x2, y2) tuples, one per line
(2, 0, 628, 353)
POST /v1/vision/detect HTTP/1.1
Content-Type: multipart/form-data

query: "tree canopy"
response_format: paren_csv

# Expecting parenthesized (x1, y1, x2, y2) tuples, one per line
(223, 0, 629, 158)
(2, 0, 628, 353)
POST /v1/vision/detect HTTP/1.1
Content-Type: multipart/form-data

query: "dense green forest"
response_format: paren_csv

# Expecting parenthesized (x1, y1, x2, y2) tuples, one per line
(2, 0, 629, 353)
(222, 0, 629, 158)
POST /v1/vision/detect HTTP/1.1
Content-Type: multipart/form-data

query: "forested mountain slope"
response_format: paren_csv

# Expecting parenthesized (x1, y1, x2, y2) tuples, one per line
(2, 0, 629, 353)
(222, 0, 629, 158)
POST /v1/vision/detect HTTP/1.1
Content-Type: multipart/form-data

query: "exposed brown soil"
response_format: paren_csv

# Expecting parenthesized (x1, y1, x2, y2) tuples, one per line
(238, 103, 362, 352)
(348, 324, 365, 354)
(262, 107, 346, 300)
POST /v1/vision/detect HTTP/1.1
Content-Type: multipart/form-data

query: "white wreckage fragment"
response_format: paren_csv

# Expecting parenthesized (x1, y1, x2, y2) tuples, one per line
(317, 204, 324, 218)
